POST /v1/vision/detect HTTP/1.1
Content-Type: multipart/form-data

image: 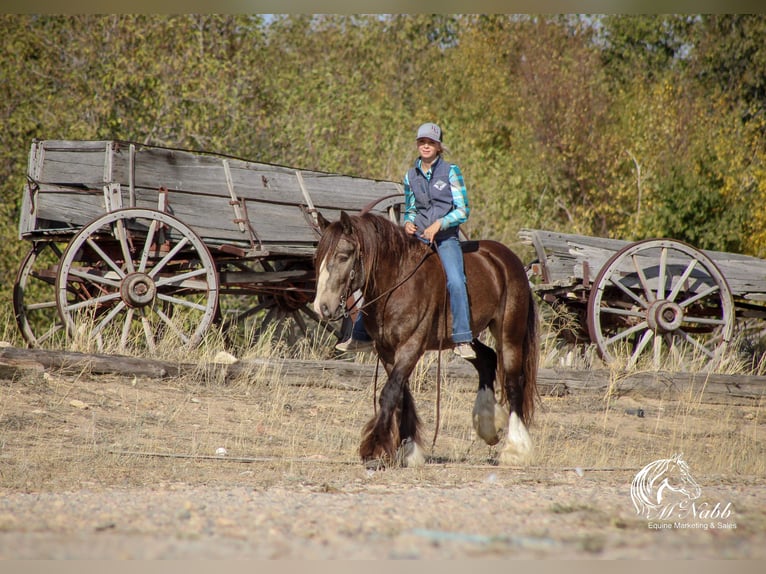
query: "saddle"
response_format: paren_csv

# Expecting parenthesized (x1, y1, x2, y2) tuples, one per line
(460, 240, 480, 253)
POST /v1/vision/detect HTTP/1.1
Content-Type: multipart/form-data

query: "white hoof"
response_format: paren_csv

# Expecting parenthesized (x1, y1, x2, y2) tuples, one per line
(498, 411, 533, 466)
(473, 387, 503, 445)
(398, 438, 425, 468)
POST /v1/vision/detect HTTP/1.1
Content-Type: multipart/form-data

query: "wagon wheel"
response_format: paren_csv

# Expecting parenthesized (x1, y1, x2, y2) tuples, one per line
(56, 208, 218, 354)
(587, 239, 735, 371)
(13, 240, 69, 347)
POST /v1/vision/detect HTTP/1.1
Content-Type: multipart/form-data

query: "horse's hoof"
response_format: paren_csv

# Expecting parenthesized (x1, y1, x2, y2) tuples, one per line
(396, 438, 425, 468)
(497, 411, 533, 466)
(363, 458, 388, 471)
(473, 388, 504, 445)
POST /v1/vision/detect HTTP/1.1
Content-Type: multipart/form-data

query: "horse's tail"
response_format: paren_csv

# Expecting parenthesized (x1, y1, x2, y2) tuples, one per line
(520, 289, 539, 426)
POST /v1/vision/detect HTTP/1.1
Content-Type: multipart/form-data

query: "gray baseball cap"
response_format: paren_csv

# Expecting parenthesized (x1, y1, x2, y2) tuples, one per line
(416, 122, 442, 143)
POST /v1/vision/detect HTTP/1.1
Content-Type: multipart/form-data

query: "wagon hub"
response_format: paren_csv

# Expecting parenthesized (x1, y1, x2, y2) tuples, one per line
(646, 299, 683, 334)
(120, 272, 157, 308)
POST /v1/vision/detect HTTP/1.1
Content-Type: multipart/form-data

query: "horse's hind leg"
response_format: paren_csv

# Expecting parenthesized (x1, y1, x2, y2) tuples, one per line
(469, 340, 508, 446)
(498, 347, 533, 466)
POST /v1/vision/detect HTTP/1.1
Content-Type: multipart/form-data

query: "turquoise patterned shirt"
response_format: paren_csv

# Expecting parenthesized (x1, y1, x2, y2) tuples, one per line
(403, 158, 470, 230)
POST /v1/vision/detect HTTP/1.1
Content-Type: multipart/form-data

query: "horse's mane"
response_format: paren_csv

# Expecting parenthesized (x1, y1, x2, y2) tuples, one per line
(316, 212, 428, 292)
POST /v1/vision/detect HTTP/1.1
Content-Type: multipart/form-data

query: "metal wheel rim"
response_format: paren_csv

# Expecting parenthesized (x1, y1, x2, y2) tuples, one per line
(587, 238, 735, 370)
(55, 208, 219, 353)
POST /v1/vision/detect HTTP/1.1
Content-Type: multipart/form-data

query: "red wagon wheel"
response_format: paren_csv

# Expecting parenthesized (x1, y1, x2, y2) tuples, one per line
(587, 239, 735, 371)
(13, 240, 69, 348)
(55, 208, 219, 354)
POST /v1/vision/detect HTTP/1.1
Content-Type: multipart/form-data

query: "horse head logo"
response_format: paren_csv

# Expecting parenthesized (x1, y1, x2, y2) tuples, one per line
(631, 454, 702, 520)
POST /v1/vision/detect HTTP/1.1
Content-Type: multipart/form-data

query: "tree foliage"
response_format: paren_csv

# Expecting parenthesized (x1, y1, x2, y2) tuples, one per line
(2, 14, 766, 313)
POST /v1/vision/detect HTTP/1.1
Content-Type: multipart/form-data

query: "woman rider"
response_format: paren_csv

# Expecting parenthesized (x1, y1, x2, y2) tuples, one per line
(335, 122, 476, 359)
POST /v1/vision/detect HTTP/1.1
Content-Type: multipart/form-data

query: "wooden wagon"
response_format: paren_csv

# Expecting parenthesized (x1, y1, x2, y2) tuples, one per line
(518, 228, 766, 370)
(15, 139, 403, 353)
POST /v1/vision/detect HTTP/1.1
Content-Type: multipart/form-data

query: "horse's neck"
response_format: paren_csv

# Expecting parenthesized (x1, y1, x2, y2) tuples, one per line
(363, 239, 428, 300)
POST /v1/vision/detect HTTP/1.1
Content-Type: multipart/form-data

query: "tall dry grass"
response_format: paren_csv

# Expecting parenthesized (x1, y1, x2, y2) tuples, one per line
(0, 301, 763, 486)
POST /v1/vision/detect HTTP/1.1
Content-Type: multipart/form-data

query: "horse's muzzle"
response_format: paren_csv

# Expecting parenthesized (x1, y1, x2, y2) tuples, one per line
(313, 298, 344, 321)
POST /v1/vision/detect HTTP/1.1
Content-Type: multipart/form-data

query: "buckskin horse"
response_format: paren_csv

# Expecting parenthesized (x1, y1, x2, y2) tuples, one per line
(312, 211, 539, 467)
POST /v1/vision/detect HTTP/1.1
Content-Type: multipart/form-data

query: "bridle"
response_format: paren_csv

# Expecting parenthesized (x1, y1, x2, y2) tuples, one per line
(338, 240, 366, 318)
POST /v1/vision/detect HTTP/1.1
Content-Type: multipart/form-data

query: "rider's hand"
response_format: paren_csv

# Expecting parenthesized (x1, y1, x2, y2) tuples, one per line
(404, 221, 417, 235)
(422, 220, 441, 243)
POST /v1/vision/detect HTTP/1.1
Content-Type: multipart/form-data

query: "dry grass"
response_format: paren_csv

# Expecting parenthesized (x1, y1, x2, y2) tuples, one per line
(1, 304, 764, 493)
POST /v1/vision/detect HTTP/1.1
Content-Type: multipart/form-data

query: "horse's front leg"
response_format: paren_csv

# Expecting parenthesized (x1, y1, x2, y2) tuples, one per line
(359, 361, 424, 468)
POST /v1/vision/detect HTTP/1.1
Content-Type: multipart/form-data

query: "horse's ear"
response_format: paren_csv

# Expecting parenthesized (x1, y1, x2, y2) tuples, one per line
(316, 211, 331, 232)
(340, 211, 354, 235)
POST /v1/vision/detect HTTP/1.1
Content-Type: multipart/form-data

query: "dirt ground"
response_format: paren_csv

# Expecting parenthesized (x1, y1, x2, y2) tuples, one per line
(0, 350, 764, 560)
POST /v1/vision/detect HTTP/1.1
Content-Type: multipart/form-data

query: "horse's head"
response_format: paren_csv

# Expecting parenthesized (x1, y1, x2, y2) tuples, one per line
(312, 211, 365, 321)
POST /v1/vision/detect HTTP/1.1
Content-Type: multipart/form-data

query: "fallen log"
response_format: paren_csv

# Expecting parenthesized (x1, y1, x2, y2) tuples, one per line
(0, 345, 763, 403)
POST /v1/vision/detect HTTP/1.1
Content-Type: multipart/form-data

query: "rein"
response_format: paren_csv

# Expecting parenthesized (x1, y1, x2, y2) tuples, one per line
(344, 244, 435, 315)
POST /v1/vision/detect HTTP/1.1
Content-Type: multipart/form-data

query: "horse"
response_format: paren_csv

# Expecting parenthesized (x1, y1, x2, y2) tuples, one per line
(312, 211, 539, 467)
(631, 454, 702, 519)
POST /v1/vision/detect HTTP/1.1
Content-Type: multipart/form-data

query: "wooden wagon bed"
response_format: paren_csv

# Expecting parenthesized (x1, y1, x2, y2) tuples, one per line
(20, 139, 403, 257)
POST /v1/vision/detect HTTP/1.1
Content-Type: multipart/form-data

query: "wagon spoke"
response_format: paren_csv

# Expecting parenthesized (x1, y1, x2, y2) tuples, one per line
(657, 247, 668, 300)
(676, 328, 716, 358)
(62, 291, 121, 313)
(85, 237, 126, 279)
(653, 333, 664, 369)
(114, 218, 136, 275)
(154, 267, 209, 288)
(66, 267, 122, 289)
(148, 237, 190, 278)
(128, 307, 159, 353)
(599, 306, 645, 318)
(140, 311, 158, 353)
(667, 259, 698, 302)
(91, 301, 128, 337)
(157, 292, 208, 312)
(627, 329, 654, 369)
(683, 316, 727, 327)
(604, 320, 649, 346)
(138, 219, 159, 273)
(120, 307, 135, 349)
(608, 275, 647, 308)
(153, 305, 191, 345)
(25, 300, 58, 312)
(678, 284, 720, 308)
(631, 254, 656, 304)
(33, 324, 66, 346)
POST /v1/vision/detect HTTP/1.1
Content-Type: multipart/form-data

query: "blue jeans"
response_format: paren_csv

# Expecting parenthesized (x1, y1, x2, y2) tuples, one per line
(433, 235, 473, 344)
(351, 307, 372, 341)
(350, 235, 472, 344)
